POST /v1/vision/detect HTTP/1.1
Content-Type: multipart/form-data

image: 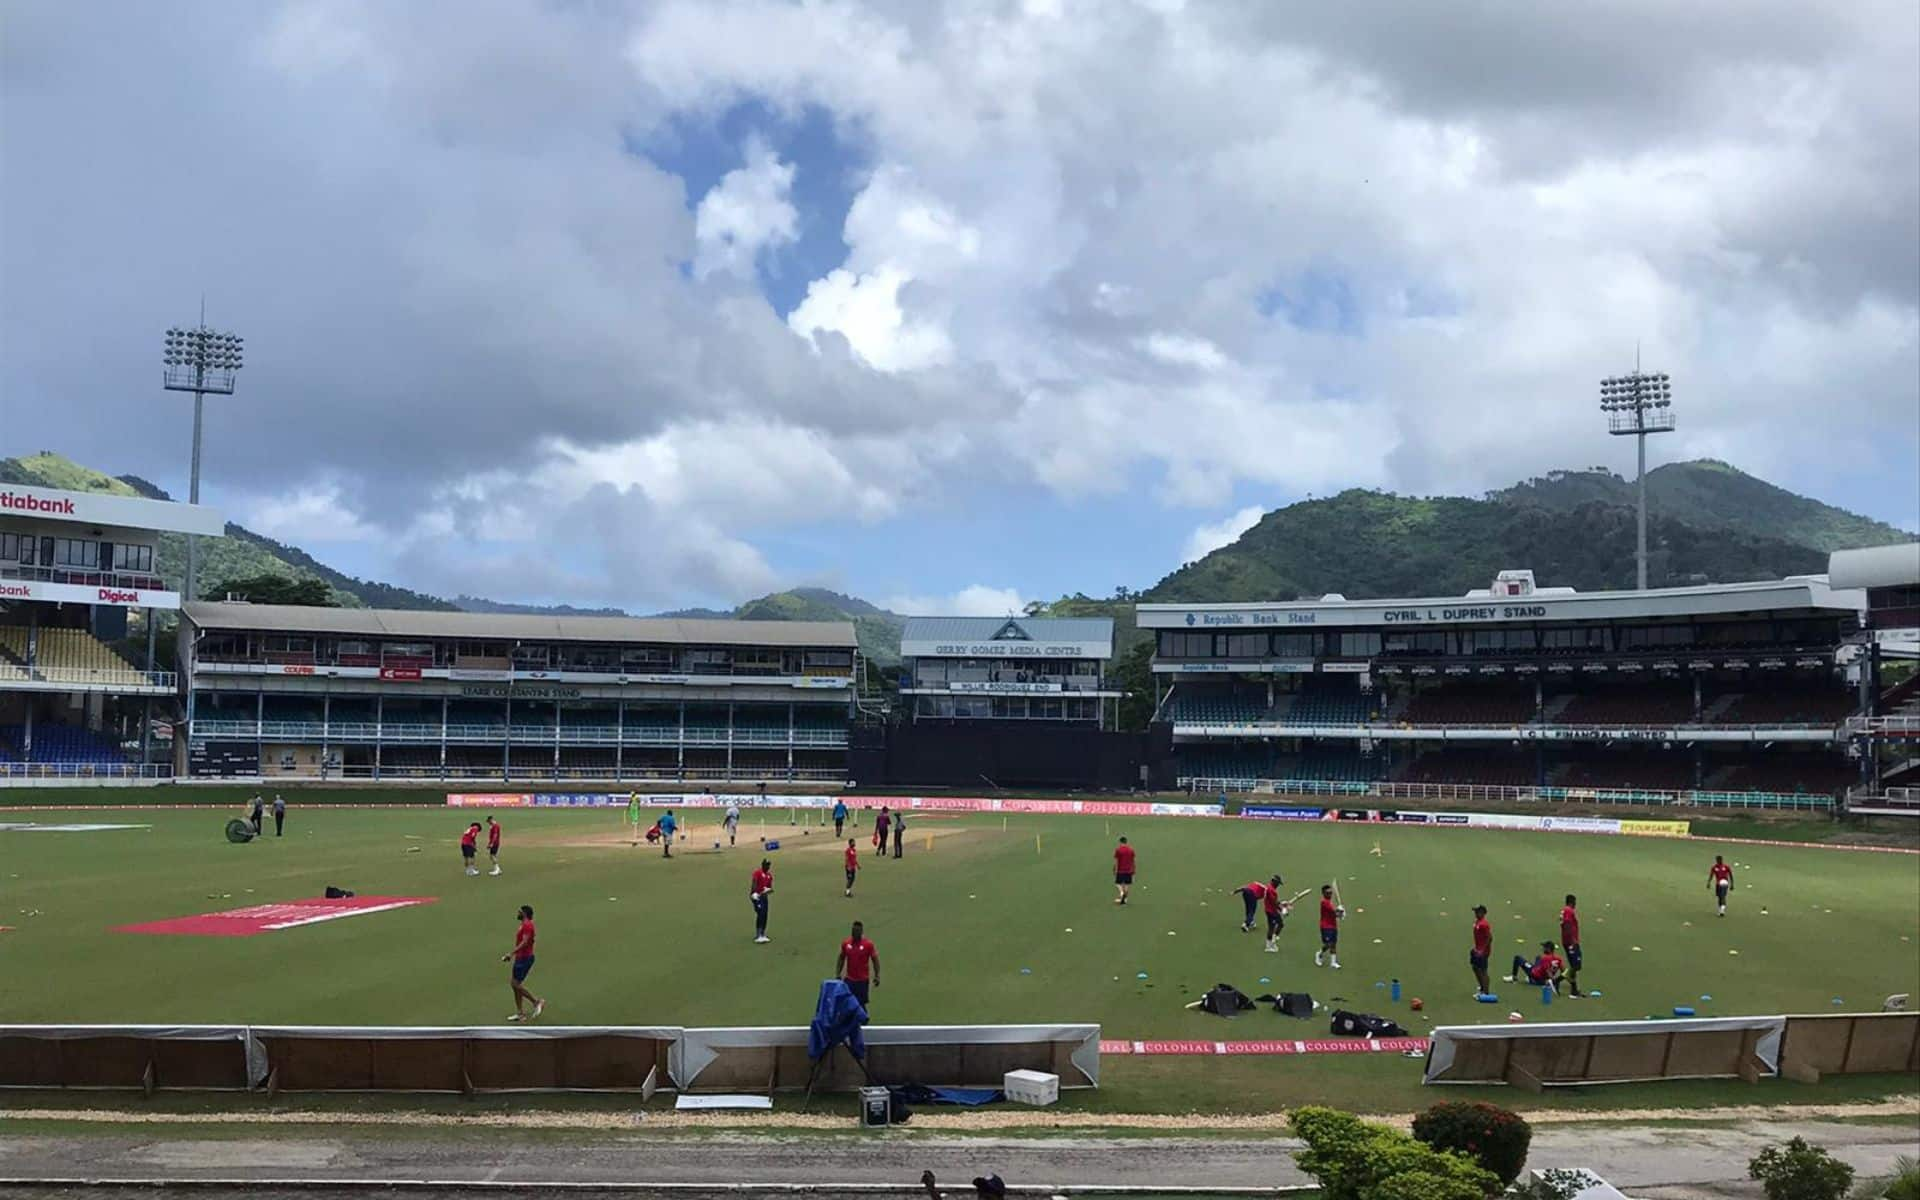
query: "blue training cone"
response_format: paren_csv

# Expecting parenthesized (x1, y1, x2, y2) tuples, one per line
(1673, 1006, 1696, 1016)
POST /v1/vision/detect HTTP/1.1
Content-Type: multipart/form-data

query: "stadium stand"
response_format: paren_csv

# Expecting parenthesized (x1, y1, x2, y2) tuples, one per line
(1280, 748, 1378, 783)
(1279, 678, 1377, 726)
(1174, 745, 1276, 783)
(1710, 685, 1856, 726)
(1166, 686, 1268, 724)
(0, 720, 128, 767)
(1554, 749, 1697, 791)
(1708, 754, 1856, 795)
(1396, 748, 1537, 787)
(1553, 682, 1695, 726)
(0, 626, 147, 686)
(1397, 682, 1538, 726)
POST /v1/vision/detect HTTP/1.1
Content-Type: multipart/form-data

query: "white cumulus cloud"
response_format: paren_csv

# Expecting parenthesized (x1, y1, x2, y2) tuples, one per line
(1183, 505, 1265, 563)
(692, 138, 798, 279)
(887, 585, 1029, 617)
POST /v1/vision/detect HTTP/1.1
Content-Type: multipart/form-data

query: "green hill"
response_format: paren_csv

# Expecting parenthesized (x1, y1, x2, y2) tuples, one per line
(1494, 460, 1910, 553)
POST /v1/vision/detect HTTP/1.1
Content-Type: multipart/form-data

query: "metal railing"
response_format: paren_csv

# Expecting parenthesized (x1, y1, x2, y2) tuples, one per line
(1174, 717, 1848, 733)
(1847, 715, 1920, 736)
(0, 665, 175, 689)
(189, 720, 849, 748)
(0, 762, 173, 783)
(1178, 776, 1837, 812)
(235, 766, 848, 784)
(0, 564, 167, 591)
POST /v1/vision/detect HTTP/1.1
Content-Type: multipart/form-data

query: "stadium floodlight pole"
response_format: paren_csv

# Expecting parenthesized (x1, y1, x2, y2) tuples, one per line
(162, 315, 243, 602)
(1599, 359, 1674, 590)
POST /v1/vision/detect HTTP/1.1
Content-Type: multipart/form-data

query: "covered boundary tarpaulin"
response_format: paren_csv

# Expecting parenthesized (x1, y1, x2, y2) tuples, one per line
(676, 1024, 1101, 1093)
(1424, 1016, 1784, 1090)
(1779, 1013, 1920, 1082)
(250, 1025, 677, 1093)
(0, 1025, 262, 1090)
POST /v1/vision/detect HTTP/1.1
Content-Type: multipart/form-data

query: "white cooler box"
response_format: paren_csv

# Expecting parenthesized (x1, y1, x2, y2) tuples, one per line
(1003, 1069, 1059, 1106)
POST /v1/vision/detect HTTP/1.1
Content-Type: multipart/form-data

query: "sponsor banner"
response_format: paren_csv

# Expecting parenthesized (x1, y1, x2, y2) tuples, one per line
(449, 668, 513, 682)
(379, 666, 423, 682)
(1319, 661, 1370, 673)
(1619, 818, 1692, 837)
(867, 796, 1223, 818)
(1241, 805, 1327, 821)
(447, 793, 529, 807)
(948, 680, 1062, 694)
(1101, 1037, 1429, 1057)
(795, 676, 852, 689)
(0, 483, 224, 536)
(0, 822, 151, 833)
(0, 578, 182, 610)
(114, 895, 436, 937)
(449, 792, 838, 810)
(1336, 808, 1372, 821)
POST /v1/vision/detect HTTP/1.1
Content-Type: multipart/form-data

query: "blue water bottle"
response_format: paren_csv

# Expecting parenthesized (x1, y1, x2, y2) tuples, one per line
(1541, 983, 1554, 1006)
(1390, 978, 1401, 1002)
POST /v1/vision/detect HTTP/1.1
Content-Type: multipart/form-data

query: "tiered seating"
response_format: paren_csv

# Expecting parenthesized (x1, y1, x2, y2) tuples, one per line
(1167, 688, 1267, 724)
(1281, 679, 1375, 726)
(260, 698, 325, 723)
(444, 701, 504, 730)
(1282, 750, 1377, 783)
(1397, 749, 1536, 787)
(12, 628, 147, 685)
(1175, 746, 1275, 782)
(1712, 755, 1855, 795)
(794, 707, 846, 730)
(1399, 683, 1536, 726)
(1554, 683, 1694, 726)
(560, 708, 621, 730)
(0, 628, 30, 680)
(1711, 687, 1855, 726)
(1555, 751, 1696, 791)
(379, 747, 443, 775)
(0, 722, 128, 765)
(733, 707, 791, 737)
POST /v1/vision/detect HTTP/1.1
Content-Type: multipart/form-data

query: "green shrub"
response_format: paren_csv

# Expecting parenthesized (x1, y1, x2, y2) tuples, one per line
(1750, 1138, 1856, 1200)
(1857, 1155, 1920, 1200)
(1290, 1106, 1502, 1200)
(1412, 1101, 1532, 1186)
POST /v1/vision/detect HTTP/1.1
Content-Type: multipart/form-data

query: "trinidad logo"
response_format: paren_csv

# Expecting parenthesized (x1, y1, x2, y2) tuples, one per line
(1185, 613, 1197, 626)
(990, 619, 1032, 641)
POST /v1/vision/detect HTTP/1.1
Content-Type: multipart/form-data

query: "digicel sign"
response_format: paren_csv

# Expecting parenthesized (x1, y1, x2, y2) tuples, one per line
(2, 578, 181, 610)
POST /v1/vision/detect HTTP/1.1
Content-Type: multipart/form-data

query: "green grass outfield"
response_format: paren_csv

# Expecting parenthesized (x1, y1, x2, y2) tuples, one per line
(3, 802, 1916, 1113)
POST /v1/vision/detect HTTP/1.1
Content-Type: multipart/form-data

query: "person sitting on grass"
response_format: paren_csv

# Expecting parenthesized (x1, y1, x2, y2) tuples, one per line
(1509, 939, 1566, 992)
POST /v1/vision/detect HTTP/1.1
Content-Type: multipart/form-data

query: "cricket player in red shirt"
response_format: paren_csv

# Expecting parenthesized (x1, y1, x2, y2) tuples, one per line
(750, 859, 774, 943)
(844, 839, 860, 898)
(460, 822, 481, 876)
(501, 904, 544, 1021)
(486, 816, 503, 876)
(1315, 884, 1343, 969)
(835, 920, 881, 1010)
(1510, 939, 1565, 991)
(1708, 855, 1734, 917)
(1112, 837, 1136, 905)
(1234, 879, 1271, 932)
(1469, 904, 1492, 995)
(1560, 894, 1584, 996)
(1260, 874, 1291, 953)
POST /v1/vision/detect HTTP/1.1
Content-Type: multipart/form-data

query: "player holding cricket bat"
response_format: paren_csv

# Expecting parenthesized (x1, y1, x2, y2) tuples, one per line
(1263, 877, 1312, 954)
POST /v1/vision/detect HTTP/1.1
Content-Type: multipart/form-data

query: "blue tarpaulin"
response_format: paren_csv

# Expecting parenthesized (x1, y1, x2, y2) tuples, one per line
(807, 979, 867, 1061)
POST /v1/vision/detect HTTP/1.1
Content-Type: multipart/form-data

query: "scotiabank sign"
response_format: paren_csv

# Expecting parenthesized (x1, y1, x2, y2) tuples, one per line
(0, 483, 224, 537)
(0, 578, 181, 610)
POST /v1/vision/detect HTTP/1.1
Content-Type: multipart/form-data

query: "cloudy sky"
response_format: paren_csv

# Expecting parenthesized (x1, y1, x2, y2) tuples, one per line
(4, 1, 1915, 614)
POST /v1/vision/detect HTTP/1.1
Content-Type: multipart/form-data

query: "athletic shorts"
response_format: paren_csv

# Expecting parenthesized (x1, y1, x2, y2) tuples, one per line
(488, 844, 500, 857)
(462, 845, 475, 859)
(1320, 927, 1338, 946)
(1469, 952, 1489, 970)
(512, 956, 535, 982)
(845, 869, 857, 886)
(1716, 882, 1730, 899)
(1115, 872, 1133, 885)
(846, 979, 870, 1007)
(1566, 944, 1583, 971)
(1265, 912, 1283, 935)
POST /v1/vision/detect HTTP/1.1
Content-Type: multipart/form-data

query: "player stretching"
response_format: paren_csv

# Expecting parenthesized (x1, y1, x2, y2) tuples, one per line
(486, 816, 503, 876)
(1708, 855, 1733, 917)
(1559, 894, 1584, 996)
(1235, 878, 1271, 931)
(502, 904, 545, 1021)
(1112, 837, 1135, 905)
(750, 858, 774, 943)
(1315, 884, 1343, 969)
(1509, 939, 1565, 993)
(844, 838, 860, 897)
(1469, 905, 1492, 996)
(460, 822, 482, 876)
(836, 921, 880, 1012)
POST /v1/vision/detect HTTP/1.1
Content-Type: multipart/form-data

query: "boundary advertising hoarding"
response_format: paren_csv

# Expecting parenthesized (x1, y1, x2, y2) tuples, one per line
(1238, 806, 1689, 837)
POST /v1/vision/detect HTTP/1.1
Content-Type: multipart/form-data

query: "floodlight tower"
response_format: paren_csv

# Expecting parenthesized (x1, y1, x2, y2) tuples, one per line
(162, 319, 244, 602)
(1598, 363, 1674, 590)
